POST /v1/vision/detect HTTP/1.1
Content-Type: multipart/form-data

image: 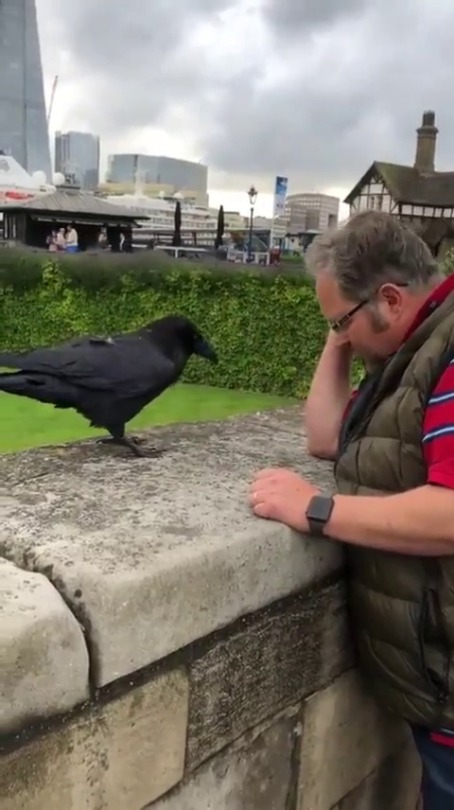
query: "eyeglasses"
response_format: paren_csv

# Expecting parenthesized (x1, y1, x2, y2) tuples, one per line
(330, 300, 368, 332)
(329, 283, 410, 333)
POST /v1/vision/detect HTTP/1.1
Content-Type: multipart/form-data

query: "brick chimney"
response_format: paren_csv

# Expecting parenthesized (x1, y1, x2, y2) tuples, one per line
(414, 110, 438, 173)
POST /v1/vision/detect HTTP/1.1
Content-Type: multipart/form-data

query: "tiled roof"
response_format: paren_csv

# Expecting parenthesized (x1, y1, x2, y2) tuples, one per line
(345, 161, 454, 207)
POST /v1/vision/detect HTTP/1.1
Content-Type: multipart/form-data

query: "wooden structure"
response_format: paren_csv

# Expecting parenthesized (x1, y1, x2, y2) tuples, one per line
(344, 111, 454, 256)
(0, 184, 147, 251)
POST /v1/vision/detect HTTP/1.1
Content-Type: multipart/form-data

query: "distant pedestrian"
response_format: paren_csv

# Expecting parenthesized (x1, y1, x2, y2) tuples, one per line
(55, 228, 66, 250)
(65, 223, 78, 253)
(46, 230, 58, 252)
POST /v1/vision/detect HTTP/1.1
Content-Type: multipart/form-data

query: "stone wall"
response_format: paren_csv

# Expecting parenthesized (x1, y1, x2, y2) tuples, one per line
(0, 411, 421, 809)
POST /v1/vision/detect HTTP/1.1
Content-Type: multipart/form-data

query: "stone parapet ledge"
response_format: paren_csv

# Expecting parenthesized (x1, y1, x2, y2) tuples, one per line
(0, 410, 421, 809)
(0, 408, 339, 732)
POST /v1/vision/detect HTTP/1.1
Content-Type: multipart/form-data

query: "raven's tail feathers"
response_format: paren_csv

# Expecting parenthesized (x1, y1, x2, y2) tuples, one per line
(0, 372, 73, 408)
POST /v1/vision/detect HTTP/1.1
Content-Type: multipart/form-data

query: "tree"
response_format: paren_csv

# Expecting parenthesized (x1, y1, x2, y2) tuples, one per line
(172, 200, 182, 247)
(215, 205, 225, 249)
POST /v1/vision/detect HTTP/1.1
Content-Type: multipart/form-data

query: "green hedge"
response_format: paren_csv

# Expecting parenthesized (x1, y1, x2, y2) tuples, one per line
(0, 250, 326, 398)
(2, 248, 452, 398)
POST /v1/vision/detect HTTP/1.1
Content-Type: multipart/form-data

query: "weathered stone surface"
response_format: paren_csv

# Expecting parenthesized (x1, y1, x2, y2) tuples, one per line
(188, 580, 351, 769)
(0, 558, 89, 735)
(332, 742, 421, 810)
(147, 708, 300, 810)
(297, 669, 409, 810)
(0, 410, 341, 691)
(0, 668, 189, 810)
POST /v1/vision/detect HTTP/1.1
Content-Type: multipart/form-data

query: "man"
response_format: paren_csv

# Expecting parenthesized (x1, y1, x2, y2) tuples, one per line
(65, 222, 79, 253)
(248, 211, 454, 809)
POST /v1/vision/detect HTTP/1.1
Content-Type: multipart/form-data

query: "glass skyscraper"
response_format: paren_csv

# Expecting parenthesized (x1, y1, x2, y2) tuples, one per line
(107, 154, 208, 204)
(55, 131, 101, 191)
(0, 0, 51, 179)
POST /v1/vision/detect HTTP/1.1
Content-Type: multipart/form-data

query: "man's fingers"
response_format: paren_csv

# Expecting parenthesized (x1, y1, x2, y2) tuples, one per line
(253, 501, 272, 519)
(249, 486, 267, 505)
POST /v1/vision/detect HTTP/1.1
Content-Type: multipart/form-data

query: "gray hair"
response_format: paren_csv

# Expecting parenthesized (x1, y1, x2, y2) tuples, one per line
(305, 210, 442, 302)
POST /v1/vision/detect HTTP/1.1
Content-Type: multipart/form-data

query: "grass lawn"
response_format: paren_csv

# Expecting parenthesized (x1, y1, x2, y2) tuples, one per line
(0, 383, 296, 454)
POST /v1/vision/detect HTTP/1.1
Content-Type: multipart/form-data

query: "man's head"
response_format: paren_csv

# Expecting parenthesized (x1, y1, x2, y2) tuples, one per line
(306, 211, 443, 362)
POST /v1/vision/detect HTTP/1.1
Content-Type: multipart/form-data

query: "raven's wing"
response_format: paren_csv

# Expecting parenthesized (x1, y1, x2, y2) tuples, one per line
(0, 334, 177, 396)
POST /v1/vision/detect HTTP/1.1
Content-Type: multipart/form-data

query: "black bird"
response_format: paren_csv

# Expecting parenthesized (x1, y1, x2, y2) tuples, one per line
(0, 314, 218, 457)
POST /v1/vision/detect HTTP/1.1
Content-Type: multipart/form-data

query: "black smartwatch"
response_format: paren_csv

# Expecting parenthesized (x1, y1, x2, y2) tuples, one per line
(305, 495, 335, 536)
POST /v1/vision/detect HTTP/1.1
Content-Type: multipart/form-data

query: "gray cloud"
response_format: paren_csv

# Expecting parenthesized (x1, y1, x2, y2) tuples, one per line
(40, 0, 239, 132)
(38, 0, 454, 195)
(262, 0, 368, 37)
(203, 0, 454, 193)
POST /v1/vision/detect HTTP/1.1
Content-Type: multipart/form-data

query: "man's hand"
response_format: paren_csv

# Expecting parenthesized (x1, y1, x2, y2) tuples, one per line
(304, 330, 353, 459)
(248, 468, 320, 532)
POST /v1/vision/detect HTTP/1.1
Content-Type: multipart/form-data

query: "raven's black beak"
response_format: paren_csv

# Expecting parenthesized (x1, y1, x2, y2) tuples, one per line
(195, 339, 218, 363)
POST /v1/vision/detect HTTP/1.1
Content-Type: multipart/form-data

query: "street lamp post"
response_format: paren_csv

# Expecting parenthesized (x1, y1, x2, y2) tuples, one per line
(247, 185, 258, 263)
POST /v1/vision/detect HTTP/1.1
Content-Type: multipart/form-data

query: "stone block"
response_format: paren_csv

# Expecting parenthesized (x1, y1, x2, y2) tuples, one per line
(297, 669, 409, 810)
(147, 709, 299, 810)
(0, 558, 89, 735)
(0, 412, 342, 690)
(188, 580, 351, 769)
(332, 742, 421, 810)
(0, 668, 189, 810)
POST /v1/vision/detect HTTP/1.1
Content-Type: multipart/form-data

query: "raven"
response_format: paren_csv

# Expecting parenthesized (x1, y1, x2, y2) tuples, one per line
(0, 314, 218, 457)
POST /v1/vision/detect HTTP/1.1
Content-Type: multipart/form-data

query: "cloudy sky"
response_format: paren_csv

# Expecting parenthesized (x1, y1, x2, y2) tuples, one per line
(37, 0, 454, 216)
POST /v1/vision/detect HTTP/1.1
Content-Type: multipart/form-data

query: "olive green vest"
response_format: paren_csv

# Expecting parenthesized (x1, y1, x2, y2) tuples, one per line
(334, 290, 454, 729)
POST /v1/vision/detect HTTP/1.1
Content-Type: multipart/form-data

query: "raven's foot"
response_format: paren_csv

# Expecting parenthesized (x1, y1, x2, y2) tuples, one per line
(123, 440, 165, 459)
(119, 437, 147, 458)
(97, 434, 144, 446)
(125, 435, 146, 445)
(96, 436, 163, 459)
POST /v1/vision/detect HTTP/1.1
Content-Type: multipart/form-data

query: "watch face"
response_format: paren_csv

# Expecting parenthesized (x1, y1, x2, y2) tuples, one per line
(308, 496, 334, 523)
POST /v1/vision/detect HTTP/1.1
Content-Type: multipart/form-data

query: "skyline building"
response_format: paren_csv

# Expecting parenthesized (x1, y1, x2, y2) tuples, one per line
(106, 154, 209, 206)
(55, 130, 100, 190)
(0, 0, 51, 179)
(283, 193, 339, 232)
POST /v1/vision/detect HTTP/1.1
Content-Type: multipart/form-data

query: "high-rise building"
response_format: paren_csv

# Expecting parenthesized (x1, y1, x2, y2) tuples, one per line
(55, 131, 100, 190)
(106, 154, 208, 206)
(284, 193, 340, 232)
(0, 0, 51, 179)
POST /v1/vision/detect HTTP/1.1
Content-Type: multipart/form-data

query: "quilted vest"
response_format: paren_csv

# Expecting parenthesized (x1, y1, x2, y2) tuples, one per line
(334, 290, 454, 729)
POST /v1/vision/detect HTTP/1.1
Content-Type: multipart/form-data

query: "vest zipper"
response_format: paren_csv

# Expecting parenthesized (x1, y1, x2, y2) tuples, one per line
(418, 585, 451, 708)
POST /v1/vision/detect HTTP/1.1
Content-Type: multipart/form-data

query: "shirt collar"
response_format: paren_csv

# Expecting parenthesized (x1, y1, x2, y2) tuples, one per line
(402, 274, 454, 342)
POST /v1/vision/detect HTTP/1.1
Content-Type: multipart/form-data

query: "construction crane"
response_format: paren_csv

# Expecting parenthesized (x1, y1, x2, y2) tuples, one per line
(47, 74, 58, 125)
